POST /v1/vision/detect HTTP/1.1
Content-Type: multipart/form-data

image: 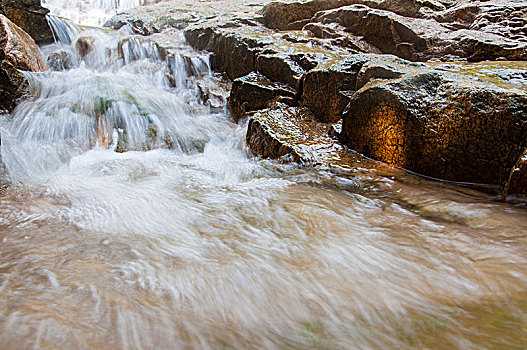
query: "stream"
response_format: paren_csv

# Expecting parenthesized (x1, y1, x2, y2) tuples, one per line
(0, 1, 526, 349)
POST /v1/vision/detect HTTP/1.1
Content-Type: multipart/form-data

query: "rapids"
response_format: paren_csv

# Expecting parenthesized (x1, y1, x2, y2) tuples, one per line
(0, 1, 526, 349)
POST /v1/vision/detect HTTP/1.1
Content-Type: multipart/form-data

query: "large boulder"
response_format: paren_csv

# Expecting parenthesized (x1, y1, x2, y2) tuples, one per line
(0, 0, 53, 44)
(340, 68, 527, 188)
(301, 54, 421, 122)
(0, 14, 47, 112)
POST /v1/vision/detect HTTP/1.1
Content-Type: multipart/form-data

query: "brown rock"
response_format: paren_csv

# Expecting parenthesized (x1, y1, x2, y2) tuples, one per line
(301, 54, 418, 123)
(503, 149, 527, 198)
(255, 52, 305, 90)
(0, 59, 28, 112)
(260, 0, 451, 31)
(302, 55, 369, 123)
(0, 14, 46, 111)
(185, 20, 271, 80)
(260, 0, 354, 30)
(228, 71, 296, 122)
(75, 35, 96, 58)
(340, 69, 527, 187)
(246, 103, 366, 168)
(184, 17, 350, 82)
(0, 0, 53, 44)
(1, 14, 47, 71)
(311, 3, 527, 61)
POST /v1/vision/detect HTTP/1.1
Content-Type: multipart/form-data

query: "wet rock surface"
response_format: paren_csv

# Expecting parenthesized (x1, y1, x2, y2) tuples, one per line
(340, 69, 527, 187)
(262, 0, 527, 62)
(504, 149, 527, 199)
(0, 0, 53, 44)
(229, 71, 296, 122)
(114, 0, 527, 197)
(0, 14, 47, 111)
(246, 103, 367, 169)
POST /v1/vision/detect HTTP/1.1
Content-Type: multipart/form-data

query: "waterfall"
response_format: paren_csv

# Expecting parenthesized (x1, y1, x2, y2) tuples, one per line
(47, 15, 83, 45)
(42, 0, 148, 26)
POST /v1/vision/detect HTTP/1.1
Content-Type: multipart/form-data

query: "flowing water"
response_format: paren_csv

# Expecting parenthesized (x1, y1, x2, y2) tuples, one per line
(0, 2, 526, 349)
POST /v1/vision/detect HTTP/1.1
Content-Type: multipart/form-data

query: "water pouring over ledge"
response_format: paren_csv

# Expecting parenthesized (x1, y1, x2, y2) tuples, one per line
(0, 1, 527, 349)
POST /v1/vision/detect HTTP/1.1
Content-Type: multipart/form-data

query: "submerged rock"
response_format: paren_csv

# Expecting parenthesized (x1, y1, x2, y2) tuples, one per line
(47, 50, 74, 71)
(0, 0, 53, 44)
(0, 14, 47, 112)
(75, 35, 96, 58)
(117, 35, 167, 63)
(340, 68, 527, 187)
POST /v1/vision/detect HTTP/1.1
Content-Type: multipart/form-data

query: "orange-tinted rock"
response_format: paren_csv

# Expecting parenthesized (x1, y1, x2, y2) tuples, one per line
(503, 149, 527, 198)
(340, 69, 527, 187)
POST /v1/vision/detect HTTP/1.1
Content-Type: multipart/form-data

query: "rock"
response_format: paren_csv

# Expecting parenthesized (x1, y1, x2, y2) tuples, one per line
(185, 19, 272, 80)
(301, 55, 367, 123)
(310, 3, 527, 61)
(260, 0, 354, 30)
(0, 0, 53, 44)
(0, 59, 28, 112)
(47, 50, 74, 71)
(260, 0, 453, 31)
(0, 14, 47, 111)
(117, 35, 167, 64)
(75, 35, 96, 58)
(246, 103, 366, 168)
(255, 51, 305, 90)
(228, 71, 296, 121)
(184, 17, 351, 81)
(354, 55, 422, 89)
(503, 149, 527, 198)
(301, 54, 420, 123)
(340, 68, 527, 187)
(1, 14, 47, 71)
(103, 1, 201, 34)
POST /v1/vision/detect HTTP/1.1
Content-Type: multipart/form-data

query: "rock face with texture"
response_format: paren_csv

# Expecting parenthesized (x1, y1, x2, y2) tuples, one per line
(0, 0, 53, 44)
(340, 69, 527, 187)
(228, 72, 296, 122)
(246, 103, 365, 168)
(0, 14, 47, 111)
(311, 4, 527, 62)
(261, 0, 527, 62)
(504, 149, 527, 198)
(184, 17, 349, 82)
(181, 0, 527, 197)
